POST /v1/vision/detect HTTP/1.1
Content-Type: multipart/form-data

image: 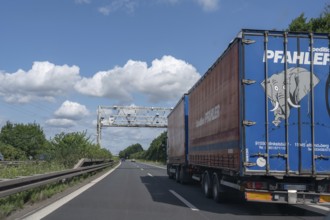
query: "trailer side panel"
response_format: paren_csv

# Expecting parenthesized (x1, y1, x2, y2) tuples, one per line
(188, 40, 240, 171)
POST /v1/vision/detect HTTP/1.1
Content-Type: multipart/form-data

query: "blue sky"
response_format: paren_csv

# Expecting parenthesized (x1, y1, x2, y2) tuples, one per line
(0, 0, 328, 154)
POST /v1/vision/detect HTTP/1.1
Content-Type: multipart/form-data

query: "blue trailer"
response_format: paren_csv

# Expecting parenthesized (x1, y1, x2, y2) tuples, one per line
(167, 29, 330, 204)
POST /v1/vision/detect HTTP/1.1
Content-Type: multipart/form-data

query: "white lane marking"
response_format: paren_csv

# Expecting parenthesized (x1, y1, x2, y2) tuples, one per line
(169, 190, 199, 211)
(23, 162, 121, 220)
(308, 204, 330, 212)
(138, 162, 166, 170)
(147, 173, 153, 177)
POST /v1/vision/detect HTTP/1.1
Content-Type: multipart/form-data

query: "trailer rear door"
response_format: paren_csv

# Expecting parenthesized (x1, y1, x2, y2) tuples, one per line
(241, 30, 330, 175)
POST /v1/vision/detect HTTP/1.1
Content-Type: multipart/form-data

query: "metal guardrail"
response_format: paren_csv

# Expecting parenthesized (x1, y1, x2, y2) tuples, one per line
(0, 161, 115, 198)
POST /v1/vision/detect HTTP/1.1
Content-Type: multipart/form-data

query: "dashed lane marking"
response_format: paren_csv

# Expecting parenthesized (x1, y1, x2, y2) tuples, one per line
(169, 189, 199, 211)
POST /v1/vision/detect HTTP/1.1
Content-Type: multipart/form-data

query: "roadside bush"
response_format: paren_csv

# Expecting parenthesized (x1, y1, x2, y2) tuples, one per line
(49, 131, 112, 168)
(0, 142, 26, 161)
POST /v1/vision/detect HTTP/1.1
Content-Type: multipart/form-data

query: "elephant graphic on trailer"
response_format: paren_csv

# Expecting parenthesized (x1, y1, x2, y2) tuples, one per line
(261, 67, 320, 126)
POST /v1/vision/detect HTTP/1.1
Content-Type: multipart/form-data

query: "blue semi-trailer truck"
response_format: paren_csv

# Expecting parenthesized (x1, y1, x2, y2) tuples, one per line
(167, 29, 330, 204)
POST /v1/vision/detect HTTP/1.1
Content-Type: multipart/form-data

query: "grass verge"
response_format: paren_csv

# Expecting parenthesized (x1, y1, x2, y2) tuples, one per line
(0, 162, 66, 179)
(0, 166, 114, 220)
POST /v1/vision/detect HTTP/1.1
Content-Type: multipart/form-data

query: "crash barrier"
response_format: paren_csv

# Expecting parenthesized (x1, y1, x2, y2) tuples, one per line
(0, 161, 115, 198)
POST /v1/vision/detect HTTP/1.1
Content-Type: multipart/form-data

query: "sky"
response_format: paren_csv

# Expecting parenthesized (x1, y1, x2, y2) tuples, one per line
(0, 0, 328, 155)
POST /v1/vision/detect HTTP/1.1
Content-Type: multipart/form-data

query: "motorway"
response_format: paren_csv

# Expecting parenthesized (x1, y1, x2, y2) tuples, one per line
(24, 161, 330, 220)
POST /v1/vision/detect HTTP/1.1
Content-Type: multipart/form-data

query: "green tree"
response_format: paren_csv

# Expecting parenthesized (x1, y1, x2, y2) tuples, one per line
(144, 132, 167, 163)
(49, 131, 112, 168)
(0, 121, 48, 159)
(118, 143, 143, 159)
(87, 144, 112, 160)
(130, 151, 145, 160)
(288, 4, 329, 32)
(288, 13, 310, 31)
(0, 142, 26, 160)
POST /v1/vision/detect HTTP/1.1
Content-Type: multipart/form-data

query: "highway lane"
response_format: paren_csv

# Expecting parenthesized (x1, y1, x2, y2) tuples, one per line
(26, 161, 329, 220)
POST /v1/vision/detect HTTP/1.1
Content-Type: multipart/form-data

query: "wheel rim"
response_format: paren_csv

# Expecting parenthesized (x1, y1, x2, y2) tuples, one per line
(204, 180, 209, 194)
(213, 182, 218, 198)
(203, 172, 212, 197)
(176, 168, 180, 181)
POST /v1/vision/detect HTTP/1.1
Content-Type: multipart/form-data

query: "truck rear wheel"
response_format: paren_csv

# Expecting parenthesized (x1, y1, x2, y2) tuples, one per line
(212, 173, 226, 203)
(167, 165, 174, 179)
(175, 167, 180, 182)
(202, 171, 212, 198)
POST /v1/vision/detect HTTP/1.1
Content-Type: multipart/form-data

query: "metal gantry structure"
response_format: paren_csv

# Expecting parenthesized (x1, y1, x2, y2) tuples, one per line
(96, 105, 173, 145)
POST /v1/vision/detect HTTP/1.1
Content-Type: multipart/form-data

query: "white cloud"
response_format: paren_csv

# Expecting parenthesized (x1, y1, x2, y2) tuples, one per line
(75, 55, 200, 104)
(156, 0, 180, 5)
(139, 56, 200, 102)
(98, 0, 138, 15)
(195, 0, 219, 12)
(45, 101, 89, 128)
(97, 0, 219, 15)
(75, 0, 91, 4)
(54, 100, 90, 120)
(98, 6, 111, 16)
(0, 61, 80, 104)
(45, 118, 76, 128)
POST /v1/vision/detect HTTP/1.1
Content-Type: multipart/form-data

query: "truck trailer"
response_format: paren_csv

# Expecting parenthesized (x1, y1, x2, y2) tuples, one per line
(167, 29, 330, 204)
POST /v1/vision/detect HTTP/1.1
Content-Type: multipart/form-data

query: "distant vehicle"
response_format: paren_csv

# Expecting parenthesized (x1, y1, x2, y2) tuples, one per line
(0, 152, 4, 161)
(167, 29, 330, 204)
(120, 158, 126, 162)
(130, 159, 136, 162)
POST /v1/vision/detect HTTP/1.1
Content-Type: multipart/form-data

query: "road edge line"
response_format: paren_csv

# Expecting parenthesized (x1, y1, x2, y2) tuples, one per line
(23, 162, 121, 220)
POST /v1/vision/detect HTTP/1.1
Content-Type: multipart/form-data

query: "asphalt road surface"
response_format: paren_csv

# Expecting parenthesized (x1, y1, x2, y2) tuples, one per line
(25, 161, 330, 220)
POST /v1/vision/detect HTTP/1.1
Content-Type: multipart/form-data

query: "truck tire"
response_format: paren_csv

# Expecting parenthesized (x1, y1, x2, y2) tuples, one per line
(178, 166, 189, 184)
(202, 171, 212, 198)
(212, 173, 226, 203)
(180, 166, 187, 184)
(167, 165, 174, 179)
(175, 167, 180, 182)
